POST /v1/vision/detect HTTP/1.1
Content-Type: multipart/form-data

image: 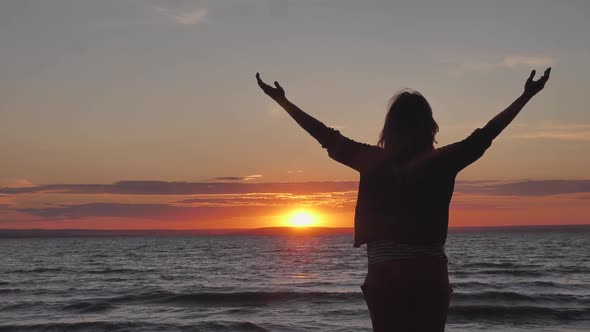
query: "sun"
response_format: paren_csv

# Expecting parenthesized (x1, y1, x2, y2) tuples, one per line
(286, 210, 318, 228)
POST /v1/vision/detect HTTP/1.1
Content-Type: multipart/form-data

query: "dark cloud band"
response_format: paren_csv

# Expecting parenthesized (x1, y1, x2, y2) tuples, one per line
(2, 179, 589, 196)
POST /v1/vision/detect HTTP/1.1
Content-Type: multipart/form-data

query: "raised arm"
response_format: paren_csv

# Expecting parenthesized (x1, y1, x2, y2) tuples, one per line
(431, 68, 552, 174)
(483, 68, 551, 140)
(255, 73, 383, 171)
(256, 73, 329, 142)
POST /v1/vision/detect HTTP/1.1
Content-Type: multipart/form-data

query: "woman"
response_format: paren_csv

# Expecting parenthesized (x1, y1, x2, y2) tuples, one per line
(256, 68, 551, 331)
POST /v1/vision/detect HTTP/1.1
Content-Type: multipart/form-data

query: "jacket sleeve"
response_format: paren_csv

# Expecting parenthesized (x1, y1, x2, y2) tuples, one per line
(436, 127, 494, 174)
(308, 123, 382, 172)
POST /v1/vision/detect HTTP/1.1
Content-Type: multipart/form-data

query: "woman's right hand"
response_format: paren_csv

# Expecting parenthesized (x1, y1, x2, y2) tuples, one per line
(256, 72, 286, 101)
(524, 68, 551, 97)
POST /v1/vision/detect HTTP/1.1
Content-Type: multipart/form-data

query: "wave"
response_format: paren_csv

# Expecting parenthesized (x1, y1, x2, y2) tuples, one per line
(52, 290, 362, 310)
(0, 290, 363, 314)
(0, 321, 269, 332)
(451, 280, 589, 293)
(450, 304, 590, 321)
(453, 266, 588, 277)
(0, 288, 21, 294)
(85, 268, 157, 274)
(0, 301, 47, 311)
(108, 290, 361, 306)
(61, 301, 114, 313)
(10, 267, 158, 274)
(452, 269, 546, 277)
(4, 289, 590, 325)
(59, 289, 590, 312)
(195, 321, 269, 332)
(11, 267, 63, 273)
(460, 262, 523, 268)
(452, 291, 590, 305)
(546, 266, 589, 274)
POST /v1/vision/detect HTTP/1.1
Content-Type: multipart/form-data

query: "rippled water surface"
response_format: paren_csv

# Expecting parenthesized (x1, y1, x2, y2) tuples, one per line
(1, 226, 589, 331)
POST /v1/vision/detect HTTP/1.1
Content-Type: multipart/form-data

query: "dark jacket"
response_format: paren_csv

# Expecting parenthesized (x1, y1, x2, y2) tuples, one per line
(309, 122, 492, 247)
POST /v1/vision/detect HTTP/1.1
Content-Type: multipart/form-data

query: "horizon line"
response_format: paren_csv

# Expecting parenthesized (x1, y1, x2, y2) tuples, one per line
(1, 223, 589, 232)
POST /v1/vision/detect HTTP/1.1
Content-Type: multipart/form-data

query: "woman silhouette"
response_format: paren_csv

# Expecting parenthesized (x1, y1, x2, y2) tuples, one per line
(256, 68, 550, 331)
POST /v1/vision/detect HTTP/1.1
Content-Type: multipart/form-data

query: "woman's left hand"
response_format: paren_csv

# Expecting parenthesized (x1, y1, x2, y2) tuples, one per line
(256, 73, 286, 101)
(524, 68, 551, 97)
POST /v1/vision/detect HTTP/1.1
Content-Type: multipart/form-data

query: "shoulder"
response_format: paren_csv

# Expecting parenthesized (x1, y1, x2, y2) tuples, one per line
(430, 128, 494, 173)
(352, 145, 390, 173)
(437, 128, 493, 153)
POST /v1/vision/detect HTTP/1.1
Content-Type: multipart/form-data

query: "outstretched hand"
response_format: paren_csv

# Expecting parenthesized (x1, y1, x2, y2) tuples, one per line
(524, 68, 551, 96)
(256, 73, 286, 101)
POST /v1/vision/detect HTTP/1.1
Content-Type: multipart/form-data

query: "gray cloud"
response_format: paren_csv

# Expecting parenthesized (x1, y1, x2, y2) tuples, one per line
(451, 55, 554, 75)
(2, 179, 589, 197)
(450, 202, 527, 211)
(17, 201, 349, 221)
(211, 177, 247, 181)
(19, 203, 273, 221)
(0, 180, 359, 195)
(153, 5, 208, 25)
(4, 179, 589, 223)
(456, 180, 590, 196)
(208, 175, 263, 181)
(175, 191, 357, 208)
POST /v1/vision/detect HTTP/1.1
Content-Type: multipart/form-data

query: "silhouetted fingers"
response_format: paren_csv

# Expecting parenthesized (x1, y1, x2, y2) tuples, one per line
(542, 67, 551, 82)
(527, 70, 536, 82)
(274, 81, 282, 90)
(256, 72, 264, 85)
(256, 73, 272, 91)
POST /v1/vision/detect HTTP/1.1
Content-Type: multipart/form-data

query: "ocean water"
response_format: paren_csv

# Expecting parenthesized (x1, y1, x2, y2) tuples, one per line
(1, 226, 589, 331)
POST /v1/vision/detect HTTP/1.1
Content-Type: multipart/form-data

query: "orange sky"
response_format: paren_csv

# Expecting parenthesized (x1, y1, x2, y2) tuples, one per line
(0, 180, 588, 229)
(1, 2, 589, 230)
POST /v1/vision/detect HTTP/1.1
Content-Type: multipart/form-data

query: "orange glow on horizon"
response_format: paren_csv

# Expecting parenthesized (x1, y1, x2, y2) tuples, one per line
(1, 190, 589, 230)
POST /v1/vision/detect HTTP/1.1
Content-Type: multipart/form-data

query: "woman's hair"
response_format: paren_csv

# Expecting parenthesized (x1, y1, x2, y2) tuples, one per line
(378, 89, 439, 158)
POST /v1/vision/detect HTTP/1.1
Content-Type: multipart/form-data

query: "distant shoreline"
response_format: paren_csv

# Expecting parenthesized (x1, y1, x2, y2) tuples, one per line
(0, 224, 588, 238)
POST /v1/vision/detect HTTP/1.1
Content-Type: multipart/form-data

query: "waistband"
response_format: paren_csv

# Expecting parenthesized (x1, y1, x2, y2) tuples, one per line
(367, 240, 447, 265)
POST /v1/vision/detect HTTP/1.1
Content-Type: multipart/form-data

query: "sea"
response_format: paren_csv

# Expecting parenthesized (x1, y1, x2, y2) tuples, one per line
(1, 226, 589, 331)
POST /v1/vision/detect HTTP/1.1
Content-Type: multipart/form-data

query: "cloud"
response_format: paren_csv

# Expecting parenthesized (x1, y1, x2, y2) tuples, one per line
(16, 199, 353, 221)
(0, 180, 359, 195)
(153, 6, 208, 25)
(175, 191, 357, 209)
(450, 201, 527, 211)
(208, 175, 263, 181)
(456, 179, 590, 196)
(451, 55, 554, 74)
(17, 202, 276, 222)
(510, 123, 590, 141)
(20, 203, 216, 219)
(513, 132, 590, 141)
(3, 179, 590, 226)
(3, 179, 34, 188)
(501, 55, 555, 68)
(3, 179, 590, 197)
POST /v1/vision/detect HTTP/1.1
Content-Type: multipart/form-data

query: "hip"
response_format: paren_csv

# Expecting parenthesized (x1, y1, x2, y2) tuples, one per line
(364, 256, 451, 293)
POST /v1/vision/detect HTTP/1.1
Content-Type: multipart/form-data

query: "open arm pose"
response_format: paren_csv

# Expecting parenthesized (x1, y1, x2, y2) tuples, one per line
(255, 68, 551, 170)
(256, 73, 332, 146)
(434, 68, 552, 172)
(483, 68, 551, 140)
(256, 72, 382, 172)
(255, 69, 550, 332)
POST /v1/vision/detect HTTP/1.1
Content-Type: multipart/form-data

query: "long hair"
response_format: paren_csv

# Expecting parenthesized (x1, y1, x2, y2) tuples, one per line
(378, 89, 439, 159)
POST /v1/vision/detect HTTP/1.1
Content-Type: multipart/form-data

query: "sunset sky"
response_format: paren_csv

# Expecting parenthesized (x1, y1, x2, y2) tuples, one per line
(1, 0, 589, 229)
